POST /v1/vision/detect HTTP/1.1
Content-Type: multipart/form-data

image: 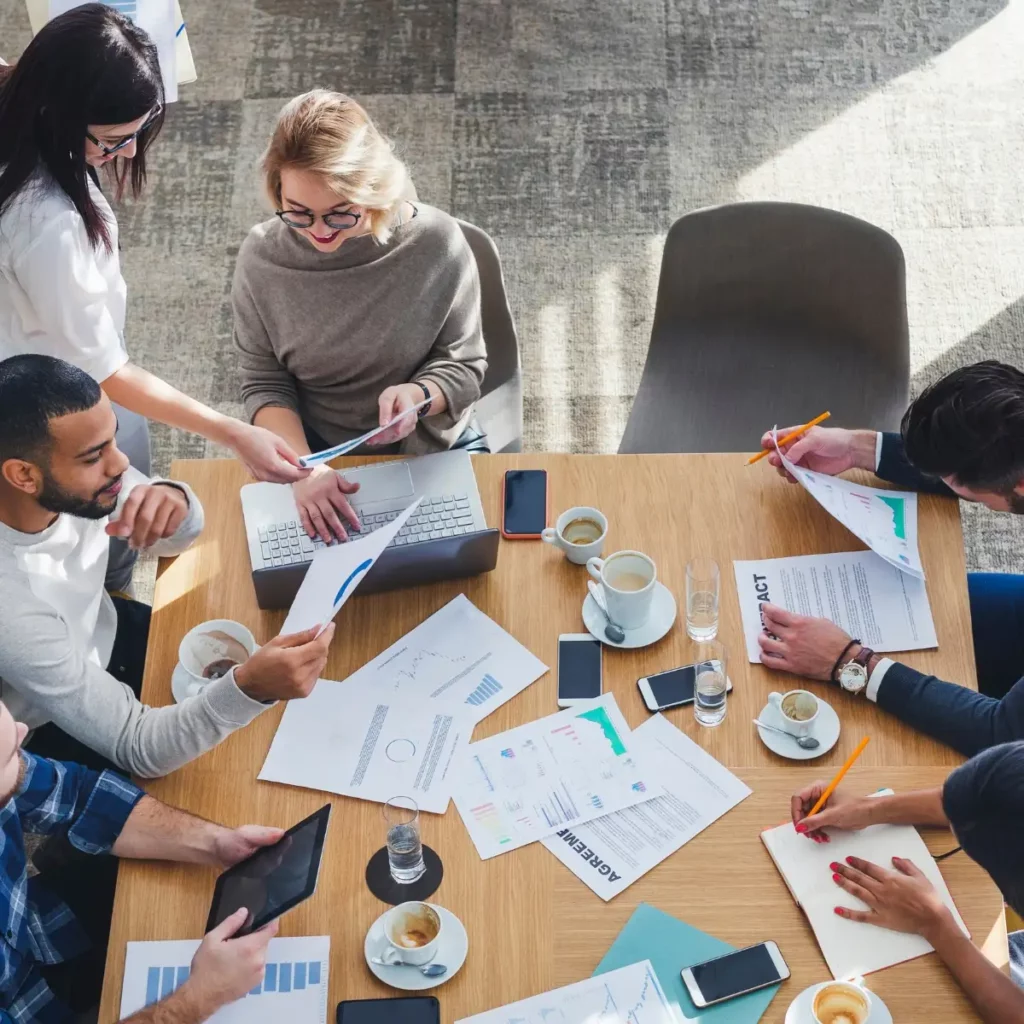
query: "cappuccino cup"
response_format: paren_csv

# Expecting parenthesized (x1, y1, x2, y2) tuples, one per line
(384, 901, 442, 965)
(542, 506, 608, 565)
(178, 619, 256, 698)
(768, 689, 819, 738)
(587, 551, 656, 630)
(811, 980, 872, 1024)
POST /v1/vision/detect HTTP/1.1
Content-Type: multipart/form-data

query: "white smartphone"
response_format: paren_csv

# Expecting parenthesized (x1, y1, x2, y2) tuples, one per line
(638, 664, 733, 712)
(681, 941, 790, 1008)
(557, 634, 602, 707)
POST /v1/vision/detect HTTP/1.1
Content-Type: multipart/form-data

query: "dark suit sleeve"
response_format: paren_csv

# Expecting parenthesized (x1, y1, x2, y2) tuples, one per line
(875, 432, 956, 497)
(875, 662, 1024, 756)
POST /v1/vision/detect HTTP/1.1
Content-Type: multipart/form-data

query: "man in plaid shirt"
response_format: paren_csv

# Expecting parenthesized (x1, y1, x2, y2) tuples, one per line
(0, 701, 284, 1023)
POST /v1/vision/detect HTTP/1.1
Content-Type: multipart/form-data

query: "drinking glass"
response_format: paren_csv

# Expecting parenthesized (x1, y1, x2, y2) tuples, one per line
(686, 557, 720, 641)
(693, 640, 728, 727)
(384, 796, 426, 883)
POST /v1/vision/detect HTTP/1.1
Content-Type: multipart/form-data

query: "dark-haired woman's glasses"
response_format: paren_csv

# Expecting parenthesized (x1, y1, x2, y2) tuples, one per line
(275, 209, 362, 231)
(86, 106, 162, 156)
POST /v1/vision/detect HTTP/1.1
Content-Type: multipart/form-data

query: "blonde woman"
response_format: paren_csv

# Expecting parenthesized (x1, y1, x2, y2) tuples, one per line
(233, 90, 488, 544)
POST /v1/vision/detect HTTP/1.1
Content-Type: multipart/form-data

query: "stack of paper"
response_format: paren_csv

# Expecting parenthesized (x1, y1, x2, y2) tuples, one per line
(761, 818, 968, 979)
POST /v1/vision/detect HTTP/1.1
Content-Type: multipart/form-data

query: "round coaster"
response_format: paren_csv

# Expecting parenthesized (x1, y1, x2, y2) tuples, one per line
(365, 845, 443, 905)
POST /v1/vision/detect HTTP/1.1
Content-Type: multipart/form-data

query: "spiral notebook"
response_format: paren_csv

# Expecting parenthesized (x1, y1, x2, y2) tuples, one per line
(761, 816, 968, 980)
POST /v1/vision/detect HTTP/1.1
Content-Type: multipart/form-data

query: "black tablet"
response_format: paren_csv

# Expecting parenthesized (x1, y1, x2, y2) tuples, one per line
(206, 804, 331, 936)
(337, 997, 439, 1024)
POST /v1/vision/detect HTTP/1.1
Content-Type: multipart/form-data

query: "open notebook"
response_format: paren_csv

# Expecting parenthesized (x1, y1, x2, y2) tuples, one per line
(762, 814, 969, 980)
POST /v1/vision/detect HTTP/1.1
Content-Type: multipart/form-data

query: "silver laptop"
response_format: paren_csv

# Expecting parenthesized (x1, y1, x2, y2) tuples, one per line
(240, 450, 500, 609)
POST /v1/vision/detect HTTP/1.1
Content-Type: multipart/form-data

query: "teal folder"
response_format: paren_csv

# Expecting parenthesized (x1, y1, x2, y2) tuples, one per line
(592, 903, 781, 1022)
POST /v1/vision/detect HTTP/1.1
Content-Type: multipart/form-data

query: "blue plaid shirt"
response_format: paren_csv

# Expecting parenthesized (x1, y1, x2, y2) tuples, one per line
(0, 753, 143, 1023)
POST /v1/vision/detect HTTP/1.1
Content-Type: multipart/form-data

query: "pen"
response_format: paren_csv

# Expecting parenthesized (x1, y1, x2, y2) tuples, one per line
(747, 410, 831, 465)
(806, 736, 870, 819)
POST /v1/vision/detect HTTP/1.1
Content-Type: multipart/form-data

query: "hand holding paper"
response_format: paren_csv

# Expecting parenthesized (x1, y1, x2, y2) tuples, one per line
(299, 400, 431, 467)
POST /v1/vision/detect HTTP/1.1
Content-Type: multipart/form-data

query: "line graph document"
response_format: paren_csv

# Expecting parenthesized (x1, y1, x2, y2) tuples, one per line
(456, 960, 675, 1024)
(775, 431, 924, 578)
(338, 594, 549, 724)
(259, 680, 471, 813)
(452, 694, 662, 859)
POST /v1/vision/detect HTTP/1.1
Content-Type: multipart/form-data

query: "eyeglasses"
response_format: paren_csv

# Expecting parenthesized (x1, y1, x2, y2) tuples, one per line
(275, 209, 362, 231)
(85, 106, 162, 156)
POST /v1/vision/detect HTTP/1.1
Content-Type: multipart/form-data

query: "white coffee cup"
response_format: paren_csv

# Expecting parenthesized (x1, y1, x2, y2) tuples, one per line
(586, 551, 656, 630)
(384, 901, 443, 966)
(541, 506, 608, 565)
(178, 619, 256, 698)
(811, 978, 873, 1024)
(769, 688, 820, 738)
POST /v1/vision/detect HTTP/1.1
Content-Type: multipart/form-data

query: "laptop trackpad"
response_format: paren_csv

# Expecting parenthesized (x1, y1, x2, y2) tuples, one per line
(346, 462, 416, 508)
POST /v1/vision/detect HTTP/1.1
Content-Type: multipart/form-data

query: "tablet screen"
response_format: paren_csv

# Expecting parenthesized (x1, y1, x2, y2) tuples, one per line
(206, 804, 330, 935)
(337, 997, 439, 1024)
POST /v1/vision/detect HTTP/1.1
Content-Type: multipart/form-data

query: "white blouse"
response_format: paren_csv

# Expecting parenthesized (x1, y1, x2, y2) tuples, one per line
(0, 171, 129, 382)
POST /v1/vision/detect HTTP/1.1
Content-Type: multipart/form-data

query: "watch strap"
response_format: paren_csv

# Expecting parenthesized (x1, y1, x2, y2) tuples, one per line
(415, 381, 432, 417)
(830, 639, 861, 684)
(853, 646, 877, 670)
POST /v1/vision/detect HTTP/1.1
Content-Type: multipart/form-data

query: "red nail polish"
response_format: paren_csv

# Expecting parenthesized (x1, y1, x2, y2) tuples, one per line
(795, 824, 807, 833)
(833, 873, 841, 883)
(846, 856, 855, 864)
(834, 907, 844, 916)
(830, 862, 840, 871)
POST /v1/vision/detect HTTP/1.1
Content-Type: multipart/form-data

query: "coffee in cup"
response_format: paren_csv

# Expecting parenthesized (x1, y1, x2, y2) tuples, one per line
(178, 619, 256, 699)
(384, 901, 442, 965)
(768, 689, 820, 738)
(812, 981, 870, 1024)
(782, 692, 816, 721)
(541, 506, 608, 565)
(587, 551, 657, 630)
(562, 517, 604, 546)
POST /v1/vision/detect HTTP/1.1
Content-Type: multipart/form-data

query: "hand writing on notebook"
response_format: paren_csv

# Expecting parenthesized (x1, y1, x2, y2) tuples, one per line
(758, 426, 877, 482)
(292, 466, 361, 543)
(791, 782, 876, 843)
(831, 855, 954, 941)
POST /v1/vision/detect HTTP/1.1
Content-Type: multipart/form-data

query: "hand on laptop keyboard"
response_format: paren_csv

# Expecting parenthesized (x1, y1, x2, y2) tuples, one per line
(292, 466, 362, 543)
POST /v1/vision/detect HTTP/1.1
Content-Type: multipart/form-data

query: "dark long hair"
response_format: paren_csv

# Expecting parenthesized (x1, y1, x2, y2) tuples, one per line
(0, 3, 165, 252)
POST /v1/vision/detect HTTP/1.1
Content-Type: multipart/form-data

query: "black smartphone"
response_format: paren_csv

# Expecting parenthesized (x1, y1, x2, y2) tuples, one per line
(557, 633, 603, 707)
(502, 469, 548, 538)
(337, 996, 440, 1024)
(637, 664, 733, 712)
(681, 941, 790, 1007)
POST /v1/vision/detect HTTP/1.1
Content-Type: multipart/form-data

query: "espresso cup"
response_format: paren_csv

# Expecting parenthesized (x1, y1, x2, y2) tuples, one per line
(768, 689, 820, 738)
(541, 506, 608, 565)
(384, 901, 443, 966)
(586, 551, 656, 630)
(811, 979, 872, 1024)
(177, 619, 256, 698)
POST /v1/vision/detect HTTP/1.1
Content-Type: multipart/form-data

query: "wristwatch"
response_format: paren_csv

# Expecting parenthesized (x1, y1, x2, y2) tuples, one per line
(835, 645, 877, 694)
(414, 381, 432, 417)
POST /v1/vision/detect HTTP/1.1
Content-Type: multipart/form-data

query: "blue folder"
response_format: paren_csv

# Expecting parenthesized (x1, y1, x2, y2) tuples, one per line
(592, 903, 781, 1022)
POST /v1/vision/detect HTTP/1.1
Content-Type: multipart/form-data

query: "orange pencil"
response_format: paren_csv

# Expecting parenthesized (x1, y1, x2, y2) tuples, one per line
(806, 736, 870, 819)
(747, 410, 831, 465)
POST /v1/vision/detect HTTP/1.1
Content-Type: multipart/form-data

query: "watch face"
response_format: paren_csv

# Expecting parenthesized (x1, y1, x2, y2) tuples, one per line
(840, 662, 868, 692)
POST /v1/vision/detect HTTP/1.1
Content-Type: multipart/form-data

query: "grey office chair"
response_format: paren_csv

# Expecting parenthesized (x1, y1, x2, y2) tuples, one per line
(618, 202, 910, 454)
(458, 220, 523, 453)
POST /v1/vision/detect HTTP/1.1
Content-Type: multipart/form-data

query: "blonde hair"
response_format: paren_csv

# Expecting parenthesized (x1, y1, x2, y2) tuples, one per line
(262, 90, 410, 244)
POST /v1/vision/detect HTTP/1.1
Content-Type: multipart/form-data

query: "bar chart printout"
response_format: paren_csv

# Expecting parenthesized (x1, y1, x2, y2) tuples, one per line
(455, 960, 676, 1024)
(120, 936, 330, 1023)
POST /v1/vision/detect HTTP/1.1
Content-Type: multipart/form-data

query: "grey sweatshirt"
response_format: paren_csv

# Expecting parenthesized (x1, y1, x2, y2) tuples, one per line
(0, 468, 269, 777)
(233, 204, 487, 454)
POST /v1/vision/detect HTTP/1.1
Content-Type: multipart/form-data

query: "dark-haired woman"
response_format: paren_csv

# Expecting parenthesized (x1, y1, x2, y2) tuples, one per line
(0, 6, 307, 587)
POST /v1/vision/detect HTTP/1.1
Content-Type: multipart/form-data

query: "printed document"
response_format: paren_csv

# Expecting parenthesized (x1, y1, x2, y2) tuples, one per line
(733, 551, 937, 663)
(541, 714, 751, 900)
(259, 680, 470, 813)
(452, 694, 661, 860)
(456, 960, 675, 1024)
(280, 500, 420, 635)
(775, 430, 924, 578)
(337, 594, 548, 724)
(121, 936, 329, 1022)
(299, 399, 431, 466)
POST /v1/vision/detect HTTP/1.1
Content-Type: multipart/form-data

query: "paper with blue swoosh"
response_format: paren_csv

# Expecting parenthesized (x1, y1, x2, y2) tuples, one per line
(280, 499, 421, 636)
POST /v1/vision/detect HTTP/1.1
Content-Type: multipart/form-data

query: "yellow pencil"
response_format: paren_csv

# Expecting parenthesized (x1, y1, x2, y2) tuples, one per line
(747, 410, 832, 465)
(806, 736, 870, 819)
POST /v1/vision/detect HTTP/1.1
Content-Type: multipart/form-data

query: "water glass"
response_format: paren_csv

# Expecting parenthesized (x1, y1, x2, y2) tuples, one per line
(686, 557, 720, 641)
(694, 640, 728, 728)
(384, 796, 426, 884)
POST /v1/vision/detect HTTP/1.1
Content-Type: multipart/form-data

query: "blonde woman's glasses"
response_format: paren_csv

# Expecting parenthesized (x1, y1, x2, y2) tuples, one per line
(275, 209, 362, 230)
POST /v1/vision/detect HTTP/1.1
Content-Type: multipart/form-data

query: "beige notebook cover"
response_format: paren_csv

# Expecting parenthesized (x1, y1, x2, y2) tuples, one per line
(762, 817, 969, 980)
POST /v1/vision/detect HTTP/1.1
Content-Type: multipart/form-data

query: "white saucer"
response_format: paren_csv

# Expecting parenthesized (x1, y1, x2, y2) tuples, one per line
(363, 904, 468, 991)
(785, 982, 892, 1023)
(756, 697, 840, 760)
(171, 663, 200, 704)
(582, 582, 677, 649)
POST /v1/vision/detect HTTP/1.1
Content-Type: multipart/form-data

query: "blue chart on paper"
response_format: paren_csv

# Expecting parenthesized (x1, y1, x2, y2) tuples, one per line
(465, 673, 504, 707)
(104, 0, 138, 18)
(144, 960, 323, 1005)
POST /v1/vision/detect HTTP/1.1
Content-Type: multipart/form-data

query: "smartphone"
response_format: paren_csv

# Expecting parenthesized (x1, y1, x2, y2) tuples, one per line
(681, 941, 790, 1008)
(637, 665, 733, 712)
(557, 633, 602, 707)
(337, 996, 439, 1024)
(502, 469, 548, 538)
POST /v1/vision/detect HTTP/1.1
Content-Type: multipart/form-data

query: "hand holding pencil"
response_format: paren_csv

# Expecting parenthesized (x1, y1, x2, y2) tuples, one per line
(752, 414, 881, 483)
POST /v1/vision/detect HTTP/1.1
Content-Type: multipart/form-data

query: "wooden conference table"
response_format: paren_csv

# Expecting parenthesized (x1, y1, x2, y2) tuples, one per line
(99, 454, 1006, 1023)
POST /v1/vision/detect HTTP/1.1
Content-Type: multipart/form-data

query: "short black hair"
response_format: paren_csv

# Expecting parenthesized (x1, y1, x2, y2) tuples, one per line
(902, 360, 1024, 490)
(0, 355, 102, 463)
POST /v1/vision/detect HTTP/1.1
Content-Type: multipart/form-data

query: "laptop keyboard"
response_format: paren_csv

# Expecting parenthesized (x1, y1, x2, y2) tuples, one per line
(256, 494, 476, 568)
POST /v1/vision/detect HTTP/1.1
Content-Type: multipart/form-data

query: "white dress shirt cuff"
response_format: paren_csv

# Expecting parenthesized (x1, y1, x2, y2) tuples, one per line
(874, 431, 884, 472)
(866, 657, 895, 702)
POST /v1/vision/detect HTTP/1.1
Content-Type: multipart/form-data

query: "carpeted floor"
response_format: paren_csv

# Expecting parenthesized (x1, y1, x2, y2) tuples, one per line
(3, 0, 1024, 572)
